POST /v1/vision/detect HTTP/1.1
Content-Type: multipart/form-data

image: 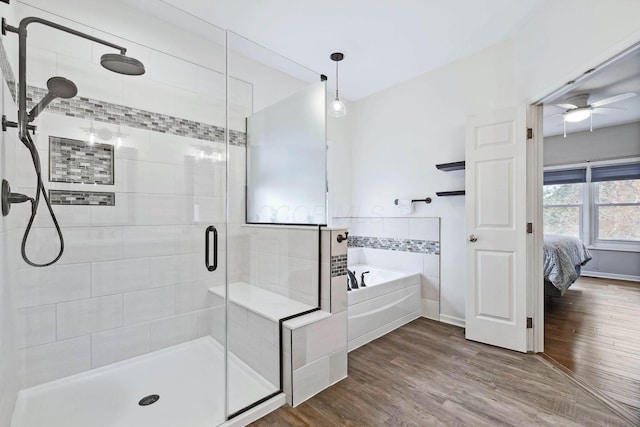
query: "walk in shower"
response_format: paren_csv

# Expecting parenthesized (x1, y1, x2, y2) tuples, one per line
(0, 1, 326, 426)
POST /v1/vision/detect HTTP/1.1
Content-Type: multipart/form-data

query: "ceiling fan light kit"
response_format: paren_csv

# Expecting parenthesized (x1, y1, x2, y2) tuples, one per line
(564, 108, 592, 123)
(550, 91, 637, 136)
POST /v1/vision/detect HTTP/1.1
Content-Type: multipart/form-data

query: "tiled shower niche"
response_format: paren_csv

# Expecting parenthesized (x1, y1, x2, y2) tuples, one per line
(49, 136, 114, 185)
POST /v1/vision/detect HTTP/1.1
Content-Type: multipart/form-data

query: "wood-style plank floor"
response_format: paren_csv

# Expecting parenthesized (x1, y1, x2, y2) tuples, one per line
(251, 318, 628, 426)
(545, 276, 640, 422)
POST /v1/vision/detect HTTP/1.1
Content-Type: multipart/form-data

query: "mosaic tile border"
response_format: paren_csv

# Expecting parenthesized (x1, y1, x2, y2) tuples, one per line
(49, 136, 114, 185)
(348, 235, 440, 255)
(331, 254, 348, 278)
(49, 190, 115, 206)
(27, 86, 246, 145)
(0, 40, 17, 102)
(0, 43, 247, 146)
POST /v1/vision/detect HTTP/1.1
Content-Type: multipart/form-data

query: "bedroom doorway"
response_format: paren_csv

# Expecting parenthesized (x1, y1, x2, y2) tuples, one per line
(534, 42, 640, 423)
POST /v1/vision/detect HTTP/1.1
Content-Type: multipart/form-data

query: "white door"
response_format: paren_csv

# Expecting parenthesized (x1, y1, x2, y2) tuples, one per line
(465, 106, 528, 352)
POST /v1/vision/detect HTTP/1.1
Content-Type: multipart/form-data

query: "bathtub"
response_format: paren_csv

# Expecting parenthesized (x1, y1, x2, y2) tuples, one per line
(347, 264, 421, 351)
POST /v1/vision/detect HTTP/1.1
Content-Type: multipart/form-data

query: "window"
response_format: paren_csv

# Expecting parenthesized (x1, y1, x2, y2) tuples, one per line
(543, 184, 582, 237)
(543, 161, 640, 247)
(543, 167, 586, 238)
(592, 163, 640, 242)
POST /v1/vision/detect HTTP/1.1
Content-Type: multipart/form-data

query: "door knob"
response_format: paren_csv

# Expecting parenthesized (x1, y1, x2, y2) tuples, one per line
(469, 234, 478, 242)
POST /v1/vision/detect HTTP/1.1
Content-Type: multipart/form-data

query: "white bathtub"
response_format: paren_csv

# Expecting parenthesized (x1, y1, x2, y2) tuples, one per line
(347, 264, 421, 351)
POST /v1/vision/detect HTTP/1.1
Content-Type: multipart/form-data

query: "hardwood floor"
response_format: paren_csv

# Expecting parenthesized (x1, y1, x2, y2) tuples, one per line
(251, 318, 628, 426)
(545, 276, 640, 423)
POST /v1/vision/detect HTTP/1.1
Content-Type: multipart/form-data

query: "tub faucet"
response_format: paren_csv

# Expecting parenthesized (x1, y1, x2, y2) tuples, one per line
(347, 270, 358, 290)
(360, 271, 370, 287)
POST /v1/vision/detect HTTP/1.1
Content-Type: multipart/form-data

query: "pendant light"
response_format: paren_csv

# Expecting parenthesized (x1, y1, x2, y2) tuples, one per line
(329, 52, 346, 117)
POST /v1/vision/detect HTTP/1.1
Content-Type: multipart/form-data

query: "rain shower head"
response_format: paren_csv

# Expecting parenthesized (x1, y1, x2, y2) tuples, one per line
(100, 53, 146, 76)
(28, 76, 78, 122)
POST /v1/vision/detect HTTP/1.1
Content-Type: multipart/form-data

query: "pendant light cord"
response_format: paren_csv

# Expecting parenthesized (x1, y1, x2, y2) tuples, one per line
(335, 60, 340, 99)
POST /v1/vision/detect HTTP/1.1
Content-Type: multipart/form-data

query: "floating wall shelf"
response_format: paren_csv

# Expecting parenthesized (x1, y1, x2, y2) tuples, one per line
(435, 161, 465, 171)
(436, 190, 465, 197)
(435, 160, 465, 196)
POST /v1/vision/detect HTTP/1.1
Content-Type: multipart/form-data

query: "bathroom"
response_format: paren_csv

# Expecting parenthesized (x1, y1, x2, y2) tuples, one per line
(0, 1, 448, 426)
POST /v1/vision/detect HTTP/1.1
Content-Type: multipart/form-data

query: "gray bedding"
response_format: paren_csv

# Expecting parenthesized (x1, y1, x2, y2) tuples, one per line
(544, 234, 592, 293)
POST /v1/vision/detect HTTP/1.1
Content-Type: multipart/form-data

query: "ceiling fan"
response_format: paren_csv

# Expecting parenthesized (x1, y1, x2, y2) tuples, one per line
(547, 92, 637, 136)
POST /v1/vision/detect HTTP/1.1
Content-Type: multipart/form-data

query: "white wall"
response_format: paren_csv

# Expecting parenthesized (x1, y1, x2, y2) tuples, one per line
(349, 41, 515, 323)
(544, 121, 640, 166)
(348, 1, 640, 323)
(514, 0, 640, 103)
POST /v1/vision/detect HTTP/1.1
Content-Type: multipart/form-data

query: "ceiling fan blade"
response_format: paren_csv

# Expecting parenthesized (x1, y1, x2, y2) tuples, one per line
(591, 92, 637, 107)
(556, 103, 577, 109)
(592, 107, 626, 114)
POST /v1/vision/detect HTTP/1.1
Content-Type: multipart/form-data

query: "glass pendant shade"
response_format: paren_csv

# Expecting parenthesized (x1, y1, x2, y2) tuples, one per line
(329, 97, 346, 117)
(329, 52, 346, 118)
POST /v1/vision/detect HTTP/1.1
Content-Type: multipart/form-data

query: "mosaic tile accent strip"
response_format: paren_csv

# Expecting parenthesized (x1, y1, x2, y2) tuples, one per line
(0, 40, 17, 101)
(26, 86, 247, 146)
(229, 129, 246, 146)
(49, 136, 114, 185)
(331, 254, 348, 278)
(348, 235, 440, 255)
(49, 190, 115, 206)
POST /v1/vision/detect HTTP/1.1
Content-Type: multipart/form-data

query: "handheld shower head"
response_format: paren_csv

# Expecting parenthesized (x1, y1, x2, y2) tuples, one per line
(28, 76, 78, 122)
(100, 53, 145, 76)
(47, 76, 78, 98)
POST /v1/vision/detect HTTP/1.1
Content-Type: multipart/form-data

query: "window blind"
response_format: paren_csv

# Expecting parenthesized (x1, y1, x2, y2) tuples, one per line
(591, 162, 640, 182)
(543, 168, 587, 185)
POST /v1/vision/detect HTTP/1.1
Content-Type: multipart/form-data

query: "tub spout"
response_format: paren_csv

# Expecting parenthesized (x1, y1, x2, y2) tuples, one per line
(360, 271, 370, 287)
(347, 269, 358, 290)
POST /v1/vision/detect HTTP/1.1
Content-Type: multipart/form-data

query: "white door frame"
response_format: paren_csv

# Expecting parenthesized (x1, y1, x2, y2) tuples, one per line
(527, 105, 544, 353)
(526, 39, 640, 354)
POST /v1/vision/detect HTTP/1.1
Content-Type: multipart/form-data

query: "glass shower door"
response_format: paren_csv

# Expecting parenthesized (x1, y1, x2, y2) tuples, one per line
(5, 1, 230, 426)
(225, 32, 326, 417)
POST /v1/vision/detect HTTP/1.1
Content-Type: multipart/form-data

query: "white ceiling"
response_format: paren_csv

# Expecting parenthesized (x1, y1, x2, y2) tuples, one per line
(163, 0, 545, 100)
(543, 47, 640, 137)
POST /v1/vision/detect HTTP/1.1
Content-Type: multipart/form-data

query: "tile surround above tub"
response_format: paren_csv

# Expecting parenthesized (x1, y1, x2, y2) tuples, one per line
(49, 136, 114, 184)
(26, 86, 247, 145)
(348, 235, 439, 255)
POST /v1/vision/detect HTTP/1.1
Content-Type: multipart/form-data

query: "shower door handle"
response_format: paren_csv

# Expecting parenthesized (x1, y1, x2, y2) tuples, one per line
(205, 225, 218, 272)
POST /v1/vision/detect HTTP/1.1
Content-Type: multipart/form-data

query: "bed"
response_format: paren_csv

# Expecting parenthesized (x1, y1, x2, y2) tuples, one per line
(544, 234, 592, 297)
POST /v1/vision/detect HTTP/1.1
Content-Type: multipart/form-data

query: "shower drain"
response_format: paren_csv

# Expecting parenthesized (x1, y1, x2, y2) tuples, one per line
(138, 394, 160, 406)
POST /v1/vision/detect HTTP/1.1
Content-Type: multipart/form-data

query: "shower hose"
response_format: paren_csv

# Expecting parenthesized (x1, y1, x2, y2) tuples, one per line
(20, 131, 64, 267)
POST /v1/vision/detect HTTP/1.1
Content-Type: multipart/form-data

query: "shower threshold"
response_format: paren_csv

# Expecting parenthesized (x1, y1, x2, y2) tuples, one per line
(12, 337, 276, 427)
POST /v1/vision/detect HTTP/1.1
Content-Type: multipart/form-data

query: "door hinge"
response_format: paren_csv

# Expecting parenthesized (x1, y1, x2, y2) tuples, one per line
(526, 128, 533, 139)
(527, 222, 533, 234)
(527, 317, 533, 329)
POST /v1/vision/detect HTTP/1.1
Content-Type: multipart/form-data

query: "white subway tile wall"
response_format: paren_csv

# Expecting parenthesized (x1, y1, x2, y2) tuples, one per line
(9, 47, 238, 387)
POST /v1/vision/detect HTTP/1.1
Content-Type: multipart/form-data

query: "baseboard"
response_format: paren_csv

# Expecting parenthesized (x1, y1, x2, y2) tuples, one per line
(348, 311, 420, 352)
(581, 271, 640, 283)
(421, 299, 439, 320)
(439, 313, 465, 328)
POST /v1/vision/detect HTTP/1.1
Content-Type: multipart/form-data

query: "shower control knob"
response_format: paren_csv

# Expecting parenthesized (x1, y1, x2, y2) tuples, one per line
(468, 234, 478, 242)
